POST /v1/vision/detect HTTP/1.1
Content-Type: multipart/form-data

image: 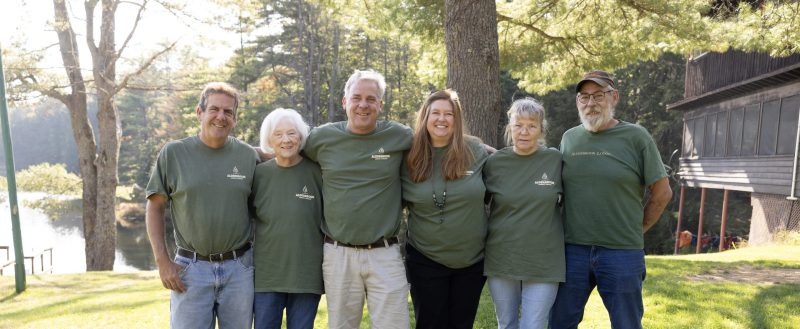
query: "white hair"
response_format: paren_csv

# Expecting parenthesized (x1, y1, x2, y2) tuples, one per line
(259, 108, 310, 153)
(343, 69, 386, 101)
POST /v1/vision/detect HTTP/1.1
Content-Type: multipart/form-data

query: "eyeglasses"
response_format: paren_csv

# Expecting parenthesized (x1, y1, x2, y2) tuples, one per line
(577, 90, 613, 104)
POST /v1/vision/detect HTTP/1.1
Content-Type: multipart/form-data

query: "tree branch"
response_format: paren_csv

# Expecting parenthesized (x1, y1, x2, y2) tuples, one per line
(496, 12, 596, 56)
(40, 87, 71, 105)
(84, 0, 100, 58)
(113, 40, 178, 96)
(113, 0, 148, 69)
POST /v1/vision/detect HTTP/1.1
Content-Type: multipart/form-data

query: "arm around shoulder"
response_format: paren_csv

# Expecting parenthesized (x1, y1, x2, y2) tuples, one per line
(642, 177, 672, 233)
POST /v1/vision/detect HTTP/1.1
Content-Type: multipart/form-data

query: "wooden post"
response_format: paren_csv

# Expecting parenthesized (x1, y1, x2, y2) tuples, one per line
(696, 188, 707, 254)
(719, 190, 729, 252)
(673, 185, 686, 254)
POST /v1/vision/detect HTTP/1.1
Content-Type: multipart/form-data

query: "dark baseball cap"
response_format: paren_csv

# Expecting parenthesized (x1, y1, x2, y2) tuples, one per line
(575, 70, 615, 92)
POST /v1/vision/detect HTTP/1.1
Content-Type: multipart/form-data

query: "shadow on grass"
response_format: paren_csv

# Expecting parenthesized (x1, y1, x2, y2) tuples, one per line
(748, 283, 800, 328)
(0, 290, 21, 303)
(644, 259, 800, 328)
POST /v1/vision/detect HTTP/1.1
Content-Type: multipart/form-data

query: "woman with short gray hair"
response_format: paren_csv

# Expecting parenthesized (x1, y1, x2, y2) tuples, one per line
(251, 108, 323, 329)
(483, 98, 565, 329)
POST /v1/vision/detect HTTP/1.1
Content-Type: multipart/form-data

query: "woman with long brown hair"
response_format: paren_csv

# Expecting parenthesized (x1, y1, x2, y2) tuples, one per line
(401, 89, 489, 329)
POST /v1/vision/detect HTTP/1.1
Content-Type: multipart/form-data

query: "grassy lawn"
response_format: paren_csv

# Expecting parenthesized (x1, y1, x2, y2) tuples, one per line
(2, 245, 799, 328)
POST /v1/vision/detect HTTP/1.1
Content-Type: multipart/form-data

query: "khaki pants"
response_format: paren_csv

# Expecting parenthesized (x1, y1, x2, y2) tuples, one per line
(323, 242, 410, 329)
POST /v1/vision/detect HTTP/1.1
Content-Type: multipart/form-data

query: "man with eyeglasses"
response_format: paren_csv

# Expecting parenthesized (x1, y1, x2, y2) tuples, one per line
(549, 70, 672, 329)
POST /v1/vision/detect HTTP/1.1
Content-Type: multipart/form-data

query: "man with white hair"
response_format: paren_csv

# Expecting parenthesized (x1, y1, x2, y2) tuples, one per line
(549, 70, 672, 329)
(303, 69, 413, 329)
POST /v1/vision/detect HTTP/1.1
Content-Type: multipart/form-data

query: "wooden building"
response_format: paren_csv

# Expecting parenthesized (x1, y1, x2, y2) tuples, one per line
(667, 50, 800, 245)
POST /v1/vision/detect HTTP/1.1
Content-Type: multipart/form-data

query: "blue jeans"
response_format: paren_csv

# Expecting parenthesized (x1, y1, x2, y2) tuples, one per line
(171, 249, 254, 329)
(253, 292, 321, 329)
(488, 277, 558, 329)
(548, 244, 645, 329)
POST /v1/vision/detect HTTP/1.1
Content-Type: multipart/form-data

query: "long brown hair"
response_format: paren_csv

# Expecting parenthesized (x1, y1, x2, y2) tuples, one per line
(407, 89, 474, 183)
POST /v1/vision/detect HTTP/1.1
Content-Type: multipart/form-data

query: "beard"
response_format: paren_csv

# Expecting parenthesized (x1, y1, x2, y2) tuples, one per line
(579, 105, 614, 132)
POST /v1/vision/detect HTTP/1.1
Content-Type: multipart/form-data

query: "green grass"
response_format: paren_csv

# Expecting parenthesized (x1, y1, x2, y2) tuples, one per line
(2, 245, 799, 328)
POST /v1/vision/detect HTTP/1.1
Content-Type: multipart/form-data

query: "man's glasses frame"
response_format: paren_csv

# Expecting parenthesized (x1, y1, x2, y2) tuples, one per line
(576, 90, 614, 104)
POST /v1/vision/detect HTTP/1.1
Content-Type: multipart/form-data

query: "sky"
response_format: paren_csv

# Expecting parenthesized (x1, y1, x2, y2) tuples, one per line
(1, 1, 241, 74)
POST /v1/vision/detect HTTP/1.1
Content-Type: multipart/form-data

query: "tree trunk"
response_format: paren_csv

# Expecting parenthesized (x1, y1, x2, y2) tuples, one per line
(88, 0, 120, 270)
(52, 0, 121, 271)
(444, 0, 502, 146)
(382, 38, 391, 119)
(327, 25, 340, 123)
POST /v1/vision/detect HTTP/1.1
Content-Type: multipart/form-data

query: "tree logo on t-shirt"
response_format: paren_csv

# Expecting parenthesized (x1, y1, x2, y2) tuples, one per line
(226, 166, 246, 180)
(534, 173, 555, 186)
(295, 185, 315, 200)
(371, 147, 391, 160)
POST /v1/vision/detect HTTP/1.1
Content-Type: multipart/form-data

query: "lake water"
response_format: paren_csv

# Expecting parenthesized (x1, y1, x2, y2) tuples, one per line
(0, 192, 156, 274)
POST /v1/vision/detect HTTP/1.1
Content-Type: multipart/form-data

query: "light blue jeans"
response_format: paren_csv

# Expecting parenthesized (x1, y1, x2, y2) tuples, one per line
(171, 249, 254, 329)
(488, 277, 558, 329)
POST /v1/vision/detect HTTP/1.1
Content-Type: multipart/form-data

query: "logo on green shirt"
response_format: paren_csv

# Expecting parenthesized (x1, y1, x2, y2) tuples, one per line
(535, 173, 555, 186)
(227, 166, 247, 180)
(371, 147, 391, 160)
(295, 185, 316, 200)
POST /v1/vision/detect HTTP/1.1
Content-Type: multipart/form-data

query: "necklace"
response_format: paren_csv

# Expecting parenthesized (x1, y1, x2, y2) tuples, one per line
(432, 178, 447, 224)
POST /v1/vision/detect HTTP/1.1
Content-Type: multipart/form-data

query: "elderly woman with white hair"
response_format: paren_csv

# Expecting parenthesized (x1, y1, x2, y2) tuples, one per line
(482, 98, 565, 329)
(251, 108, 324, 329)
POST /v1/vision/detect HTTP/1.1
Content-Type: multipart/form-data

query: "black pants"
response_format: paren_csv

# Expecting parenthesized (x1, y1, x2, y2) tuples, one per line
(406, 244, 486, 329)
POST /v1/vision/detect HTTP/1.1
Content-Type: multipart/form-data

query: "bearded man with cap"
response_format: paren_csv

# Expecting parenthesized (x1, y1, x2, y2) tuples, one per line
(548, 70, 672, 329)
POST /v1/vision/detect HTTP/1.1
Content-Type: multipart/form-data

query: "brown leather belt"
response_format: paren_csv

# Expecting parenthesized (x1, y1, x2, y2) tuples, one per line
(177, 244, 250, 262)
(324, 236, 399, 249)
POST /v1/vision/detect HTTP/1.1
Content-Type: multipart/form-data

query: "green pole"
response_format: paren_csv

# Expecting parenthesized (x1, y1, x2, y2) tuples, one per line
(0, 44, 26, 292)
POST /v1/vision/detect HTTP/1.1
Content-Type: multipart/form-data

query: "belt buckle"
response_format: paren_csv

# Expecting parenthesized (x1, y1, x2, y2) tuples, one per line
(208, 252, 224, 262)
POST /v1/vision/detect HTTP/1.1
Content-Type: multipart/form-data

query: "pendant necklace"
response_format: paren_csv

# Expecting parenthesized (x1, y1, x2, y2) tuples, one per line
(432, 178, 447, 224)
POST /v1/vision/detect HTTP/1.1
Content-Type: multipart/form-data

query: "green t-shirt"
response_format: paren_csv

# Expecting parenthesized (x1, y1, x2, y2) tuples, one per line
(146, 135, 258, 255)
(251, 158, 324, 294)
(401, 139, 489, 269)
(303, 121, 413, 245)
(483, 146, 565, 282)
(560, 122, 667, 249)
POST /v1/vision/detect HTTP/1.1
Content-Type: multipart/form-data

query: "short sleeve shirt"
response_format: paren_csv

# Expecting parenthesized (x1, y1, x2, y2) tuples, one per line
(483, 146, 565, 282)
(251, 158, 324, 294)
(146, 135, 258, 255)
(303, 121, 413, 245)
(560, 122, 667, 249)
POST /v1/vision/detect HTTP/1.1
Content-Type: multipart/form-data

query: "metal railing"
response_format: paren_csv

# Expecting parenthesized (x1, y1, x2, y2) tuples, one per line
(0, 247, 53, 275)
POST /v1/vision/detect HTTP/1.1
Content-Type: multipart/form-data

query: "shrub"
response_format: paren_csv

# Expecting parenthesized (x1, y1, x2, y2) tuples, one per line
(16, 163, 82, 196)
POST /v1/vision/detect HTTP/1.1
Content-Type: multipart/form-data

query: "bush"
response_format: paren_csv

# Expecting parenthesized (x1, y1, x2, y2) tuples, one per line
(774, 230, 800, 246)
(16, 163, 82, 196)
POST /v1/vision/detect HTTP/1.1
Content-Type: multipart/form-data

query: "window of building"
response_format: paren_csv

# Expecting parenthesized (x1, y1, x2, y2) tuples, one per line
(758, 99, 780, 156)
(777, 94, 800, 155)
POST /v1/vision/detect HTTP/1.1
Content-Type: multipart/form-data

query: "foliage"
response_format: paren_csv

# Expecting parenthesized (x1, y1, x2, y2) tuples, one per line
(15, 163, 81, 196)
(0, 98, 85, 174)
(23, 198, 83, 222)
(714, 1, 800, 57)
(774, 230, 800, 246)
(2, 245, 798, 328)
(116, 45, 213, 188)
(494, 0, 718, 94)
(226, 0, 429, 145)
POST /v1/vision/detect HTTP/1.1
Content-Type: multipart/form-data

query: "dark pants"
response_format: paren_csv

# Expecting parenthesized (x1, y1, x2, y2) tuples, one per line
(253, 292, 320, 329)
(406, 244, 486, 329)
(548, 244, 646, 329)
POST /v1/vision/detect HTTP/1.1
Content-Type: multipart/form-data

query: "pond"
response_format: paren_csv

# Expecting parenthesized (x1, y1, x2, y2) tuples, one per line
(0, 192, 157, 274)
